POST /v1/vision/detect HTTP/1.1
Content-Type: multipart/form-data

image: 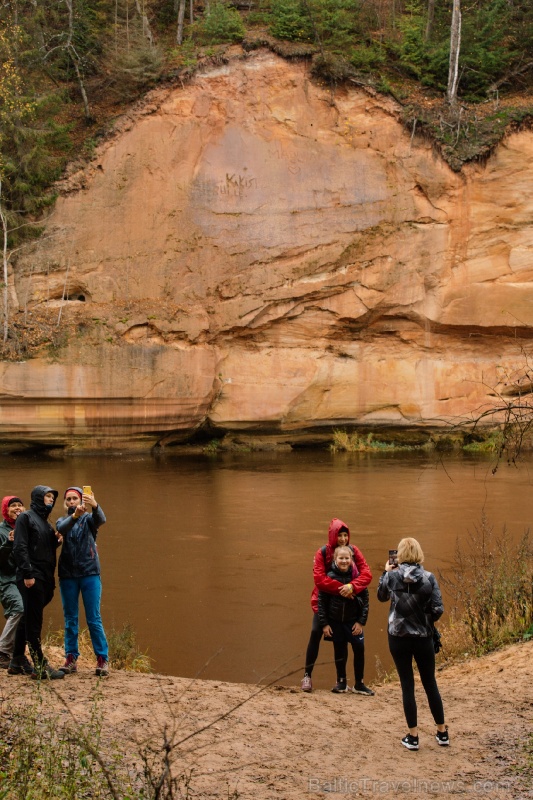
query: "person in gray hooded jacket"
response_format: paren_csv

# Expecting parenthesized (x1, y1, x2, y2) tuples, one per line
(377, 537, 448, 751)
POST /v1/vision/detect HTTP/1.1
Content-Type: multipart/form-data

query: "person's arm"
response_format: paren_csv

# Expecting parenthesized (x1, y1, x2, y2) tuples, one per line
(91, 504, 106, 529)
(350, 546, 372, 593)
(357, 588, 370, 626)
(56, 514, 76, 535)
(429, 575, 444, 622)
(377, 570, 391, 602)
(313, 547, 344, 594)
(317, 591, 333, 637)
(0, 529, 13, 569)
(13, 514, 34, 580)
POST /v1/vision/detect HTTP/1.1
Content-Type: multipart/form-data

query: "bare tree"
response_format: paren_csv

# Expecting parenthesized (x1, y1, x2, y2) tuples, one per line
(424, 0, 435, 42)
(447, 0, 461, 105)
(0, 178, 9, 343)
(134, 0, 154, 46)
(43, 0, 93, 121)
(176, 0, 186, 44)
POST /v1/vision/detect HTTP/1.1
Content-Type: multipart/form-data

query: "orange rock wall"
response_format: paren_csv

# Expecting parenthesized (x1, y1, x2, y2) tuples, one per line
(4, 53, 533, 450)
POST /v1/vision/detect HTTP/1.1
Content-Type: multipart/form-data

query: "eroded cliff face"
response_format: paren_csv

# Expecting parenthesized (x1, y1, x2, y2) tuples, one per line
(3, 52, 533, 450)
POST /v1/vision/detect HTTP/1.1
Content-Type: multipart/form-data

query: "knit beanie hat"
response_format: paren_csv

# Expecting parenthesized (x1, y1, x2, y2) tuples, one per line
(64, 486, 83, 500)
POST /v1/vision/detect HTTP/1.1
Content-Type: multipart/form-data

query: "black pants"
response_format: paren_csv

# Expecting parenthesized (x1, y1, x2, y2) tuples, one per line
(14, 579, 54, 667)
(304, 613, 326, 675)
(388, 633, 444, 729)
(332, 622, 364, 683)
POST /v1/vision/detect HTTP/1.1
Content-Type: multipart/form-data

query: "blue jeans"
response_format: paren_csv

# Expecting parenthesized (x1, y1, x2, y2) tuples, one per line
(60, 575, 108, 660)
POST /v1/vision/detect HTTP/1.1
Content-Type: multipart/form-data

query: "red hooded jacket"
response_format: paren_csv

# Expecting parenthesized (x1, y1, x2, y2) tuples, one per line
(2, 496, 18, 527)
(310, 518, 372, 613)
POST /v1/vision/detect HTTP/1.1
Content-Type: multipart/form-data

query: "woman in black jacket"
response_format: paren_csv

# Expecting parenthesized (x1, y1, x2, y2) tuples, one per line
(377, 537, 448, 750)
(318, 545, 373, 695)
(10, 485, 64, 680)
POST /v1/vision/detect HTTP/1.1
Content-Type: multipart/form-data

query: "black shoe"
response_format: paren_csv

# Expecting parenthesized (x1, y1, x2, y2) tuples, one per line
(0, 651, 11, 669)
(7, 656, 33, 675)
(30, 661, 65, 680)
(401, 734, 419, 751)
(436, 727, 450, 746)
(352, 682, 375, 696)
(331, 680, 348, 693)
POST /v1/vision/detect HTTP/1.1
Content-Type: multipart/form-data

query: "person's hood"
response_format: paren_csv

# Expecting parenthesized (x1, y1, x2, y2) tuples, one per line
(328, 518, 350, 548)
(2, 495, 21, 525)
(30, 485, 59, 519)
(397, 563, 424, 583)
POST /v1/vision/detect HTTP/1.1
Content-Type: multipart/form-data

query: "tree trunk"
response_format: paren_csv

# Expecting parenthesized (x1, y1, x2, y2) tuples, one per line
(0, 180, 9, 344)
(447, 0, 461, 105)
(176, 0, 186, 44)
(64, 0, 92, 121)
(424, 0, 435, 42)
(134, 0, 154, 46)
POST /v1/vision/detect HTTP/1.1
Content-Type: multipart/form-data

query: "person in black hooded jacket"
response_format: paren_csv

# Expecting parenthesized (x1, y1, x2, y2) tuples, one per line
(9, 486, 64, 680)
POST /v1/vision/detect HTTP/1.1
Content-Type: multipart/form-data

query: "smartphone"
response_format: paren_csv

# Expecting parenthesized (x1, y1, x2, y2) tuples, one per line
(388, 549, 398, 566)
(82, 485, 92, 496)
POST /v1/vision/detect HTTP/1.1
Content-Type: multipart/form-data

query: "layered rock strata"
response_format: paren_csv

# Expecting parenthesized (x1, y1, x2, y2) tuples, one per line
(3, 52, 533, 450)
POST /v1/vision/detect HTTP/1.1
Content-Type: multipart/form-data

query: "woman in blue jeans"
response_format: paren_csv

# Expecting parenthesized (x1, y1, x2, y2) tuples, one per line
(56, 487, 109, 677)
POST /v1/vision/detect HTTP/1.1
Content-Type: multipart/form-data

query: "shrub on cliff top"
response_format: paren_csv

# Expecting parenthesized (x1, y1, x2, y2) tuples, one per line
(193, 2, 246, 44)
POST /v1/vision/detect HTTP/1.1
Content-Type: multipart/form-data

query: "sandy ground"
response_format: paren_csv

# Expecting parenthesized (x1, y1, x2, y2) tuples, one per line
(1, 640, 532, 799)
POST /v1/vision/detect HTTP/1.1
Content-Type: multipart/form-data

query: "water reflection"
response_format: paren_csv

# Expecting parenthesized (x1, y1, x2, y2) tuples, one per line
(0, 450, 531, 688)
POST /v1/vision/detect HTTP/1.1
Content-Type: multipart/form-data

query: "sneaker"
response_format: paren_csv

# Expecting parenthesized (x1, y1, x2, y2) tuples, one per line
(331, 680, 349, 693)
(436, 727, 450, 746)
(7, 656, 34, 675)
(0, 651, 11, 669)
(301, 674, 312, 692)
(59, 654, 78, 674)
(30, 661, 65, 680)
(401, 734, 419, 751)
(95, 656, 109, 677)
(352, 683, 375, 696)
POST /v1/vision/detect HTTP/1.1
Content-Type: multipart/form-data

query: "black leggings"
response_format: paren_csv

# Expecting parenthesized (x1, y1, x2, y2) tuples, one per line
(388, 634, 444, 729)
(304, 613, 323, 675)
(333, 627, 364, 683)
(304, 614, 362, 681)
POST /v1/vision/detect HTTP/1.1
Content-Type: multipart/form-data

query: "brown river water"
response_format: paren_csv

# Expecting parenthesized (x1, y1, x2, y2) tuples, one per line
(1, 450, 531, 688)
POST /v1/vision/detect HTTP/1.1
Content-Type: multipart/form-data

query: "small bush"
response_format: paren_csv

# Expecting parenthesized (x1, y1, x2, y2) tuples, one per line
(269, 0, 313, 41)
(330, 429, 416, 453)
(440, 513, 533, 654)
(193, 2, 246, 45)
(108, 622, 153, 672)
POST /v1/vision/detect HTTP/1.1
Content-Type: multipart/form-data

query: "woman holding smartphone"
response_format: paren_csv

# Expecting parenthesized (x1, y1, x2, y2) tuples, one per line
(56, 486, 109, 677)
(377, 537, 449, 751)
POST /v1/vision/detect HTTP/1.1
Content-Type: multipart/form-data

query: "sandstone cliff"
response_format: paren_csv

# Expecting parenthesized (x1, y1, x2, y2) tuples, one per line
(3, 52, 533, 451)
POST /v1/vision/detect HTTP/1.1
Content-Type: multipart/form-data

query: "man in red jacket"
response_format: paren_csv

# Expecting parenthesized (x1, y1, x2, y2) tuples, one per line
(301, 518, 373, 693)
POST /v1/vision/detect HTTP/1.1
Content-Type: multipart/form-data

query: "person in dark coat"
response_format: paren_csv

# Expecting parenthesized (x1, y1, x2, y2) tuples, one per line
(318, 545, 372, 694)
(10, 485, 64, 679)
(0, 496, 25, 666)
(56, 486, 109, 677)
(377, 537, 448, 750)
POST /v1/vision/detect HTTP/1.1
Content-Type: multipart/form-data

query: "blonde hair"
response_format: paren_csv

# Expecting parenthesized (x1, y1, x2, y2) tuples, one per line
(397, 537, 424, 565)
(334, 545, 352, 561)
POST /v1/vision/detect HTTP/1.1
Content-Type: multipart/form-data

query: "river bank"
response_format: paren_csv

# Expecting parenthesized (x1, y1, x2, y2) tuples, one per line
(1, 640, 531, 799)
